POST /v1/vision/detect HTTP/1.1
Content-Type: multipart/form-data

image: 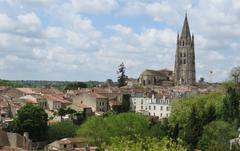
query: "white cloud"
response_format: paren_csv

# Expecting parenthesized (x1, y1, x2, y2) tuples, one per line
(0, 14, 15, 30)
(17, 12, 41, 31)
(70, 0, 118, 14)
(108, 24, 132, 35)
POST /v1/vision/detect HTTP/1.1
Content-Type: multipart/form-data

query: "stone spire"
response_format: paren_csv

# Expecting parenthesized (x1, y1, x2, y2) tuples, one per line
(180, 13, 191, 39)
(174, 13, 196, 86)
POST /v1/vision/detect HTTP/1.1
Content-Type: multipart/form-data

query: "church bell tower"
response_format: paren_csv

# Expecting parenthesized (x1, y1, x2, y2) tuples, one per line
(174, 13, 196, 85)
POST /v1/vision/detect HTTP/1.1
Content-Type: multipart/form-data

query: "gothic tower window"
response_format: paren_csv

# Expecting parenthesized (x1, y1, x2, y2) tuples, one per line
(184, 53, 186, 57)
(180, 52, 182, 57)
(183, 59, 186, 64)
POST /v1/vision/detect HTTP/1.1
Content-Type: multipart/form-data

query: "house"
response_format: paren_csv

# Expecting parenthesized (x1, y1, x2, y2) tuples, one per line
(0, 130, 32, 150)
(130, 93, 173, 119)
(0, 98, 11, 122)
(72, 92, 109, 113)
(44, 94, 70, 111)
(46, 137, 97, 151)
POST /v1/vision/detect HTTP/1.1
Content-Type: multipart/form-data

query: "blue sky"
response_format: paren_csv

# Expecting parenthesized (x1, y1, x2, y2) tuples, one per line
(0, 0, 239, 82)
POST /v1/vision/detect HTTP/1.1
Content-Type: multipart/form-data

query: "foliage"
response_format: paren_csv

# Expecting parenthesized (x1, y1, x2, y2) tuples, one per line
(169, 93, 225, 150)
(121, 94, 131, 112)
(48, 121, 78, 142)
(101, 136, 186, 151)
(184, 105, 203, 151)
(197, 120, 237, 151)
(117, 62, 128, 87)
(9, 104, 48, 142)
(72, 111, 86, 125)
(222, 87, 240, 126)
(230, 66, 240, 84)
(77, 113, 150, 145)
(64, 82, 87, 90)
(169, 92, 224, 129)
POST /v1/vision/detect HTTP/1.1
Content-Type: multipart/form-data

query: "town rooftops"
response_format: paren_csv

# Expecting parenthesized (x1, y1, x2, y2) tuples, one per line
(19, 95, 38, 104)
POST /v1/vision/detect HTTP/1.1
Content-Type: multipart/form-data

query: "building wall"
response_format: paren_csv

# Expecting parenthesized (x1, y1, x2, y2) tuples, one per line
(130, 96, 172, 119)
(47, 100, 62, 110)
(96, 99, 108, 112)
(72, 93, 97, 111)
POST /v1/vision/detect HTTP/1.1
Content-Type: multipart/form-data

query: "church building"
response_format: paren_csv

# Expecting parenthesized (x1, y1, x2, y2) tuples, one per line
(174, 14, 196, 85)
(138, 14, 196, 86)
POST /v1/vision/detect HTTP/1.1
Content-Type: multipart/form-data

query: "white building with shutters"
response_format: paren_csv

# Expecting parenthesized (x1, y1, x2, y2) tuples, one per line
(130, 94, 172, 119)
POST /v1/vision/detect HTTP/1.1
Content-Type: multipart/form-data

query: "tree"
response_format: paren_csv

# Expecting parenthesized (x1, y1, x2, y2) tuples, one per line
(222, 87, 240, 126)
(230, 66, 240, 84)
(198, 120, 237, 151)
(9, 104, 48, 142)
(101, 136, 186, 151)
(64, 82, 87, 90)
(184, 105, 203, 151)
(117, 62, 128, 87)
(121, 94, 131, 112)
(77, 113, 150, 145)
(48, 121, 78, 141)
(58, 108, 66, 120)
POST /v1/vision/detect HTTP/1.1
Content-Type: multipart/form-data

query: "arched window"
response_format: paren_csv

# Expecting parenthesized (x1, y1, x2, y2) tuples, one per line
(184, 59, 186, 64)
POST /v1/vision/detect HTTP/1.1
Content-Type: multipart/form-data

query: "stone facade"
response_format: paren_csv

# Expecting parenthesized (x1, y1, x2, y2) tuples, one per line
(174, 14, 196, 85)
(139, 69, 173, 86)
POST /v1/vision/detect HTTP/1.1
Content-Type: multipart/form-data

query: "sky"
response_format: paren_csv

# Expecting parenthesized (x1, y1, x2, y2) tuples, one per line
(0, 0, 239, 82)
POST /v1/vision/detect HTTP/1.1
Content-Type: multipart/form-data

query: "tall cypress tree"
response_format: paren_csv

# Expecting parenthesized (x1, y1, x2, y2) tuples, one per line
(117, 62, 128, 87)
(222, 87, 240, 126)
(184, 105, 203, 151)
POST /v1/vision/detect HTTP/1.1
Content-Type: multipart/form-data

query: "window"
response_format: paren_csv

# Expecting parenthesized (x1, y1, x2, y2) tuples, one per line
(183, 41, 184, 46)
(141, 106, 143, 110)
(183, 59, 186, 64)
(184, 53, 186, 57)
(180, 60, 182, 64)
(149, 106, 151, 110)
(160, 113, 162, 117)
(160, 106, 163, 111)
(141, 99, 143, 104)
(153, 113, 155, 116)
(180, 52, 182, 57)
(166, 107, 169, 111)
(64, 144, 67, 148)
(154, 106, 156, 110)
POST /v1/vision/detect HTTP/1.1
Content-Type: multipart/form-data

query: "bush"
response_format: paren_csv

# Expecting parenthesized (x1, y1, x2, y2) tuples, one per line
(48, 121, 78, 141)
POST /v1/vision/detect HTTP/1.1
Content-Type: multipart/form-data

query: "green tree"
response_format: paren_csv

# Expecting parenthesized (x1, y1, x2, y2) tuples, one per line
(198, 120, 237, 151)
(121, 94, 131, 112)
(64, 82, 87, 90)
(101, 136, 186, 151)
(9, 104, 48, 142)
(222, 87, 240, 126)
(117, 62, 128, 87)
(48, 121, 78, 141)
(58, 108, 66, 120)
(77, 113, 150, 145)
(184, 105, 203, 151)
